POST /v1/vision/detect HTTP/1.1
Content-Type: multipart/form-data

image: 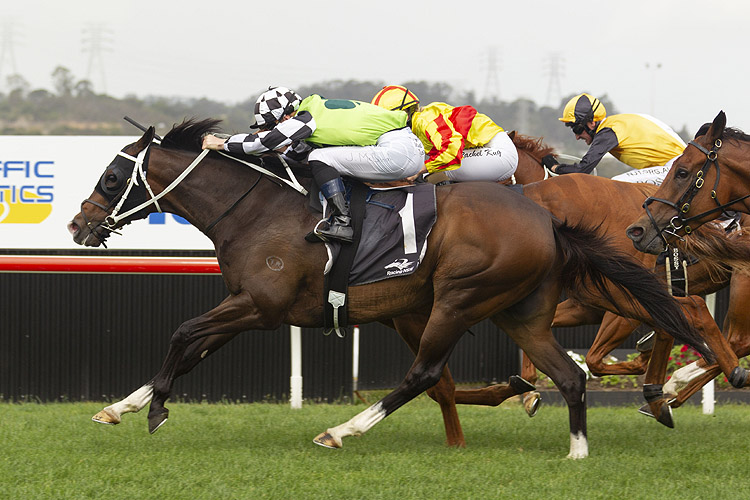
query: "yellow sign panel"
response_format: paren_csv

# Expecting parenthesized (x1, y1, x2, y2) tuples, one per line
(0, 189, 54, 224)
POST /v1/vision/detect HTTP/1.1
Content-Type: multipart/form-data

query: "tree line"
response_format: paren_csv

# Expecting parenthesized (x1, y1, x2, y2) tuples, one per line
(0, 66, 692, 167)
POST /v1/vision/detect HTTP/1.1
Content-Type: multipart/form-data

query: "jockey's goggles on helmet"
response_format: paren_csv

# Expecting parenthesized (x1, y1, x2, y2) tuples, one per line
(567, 122, 587, 135)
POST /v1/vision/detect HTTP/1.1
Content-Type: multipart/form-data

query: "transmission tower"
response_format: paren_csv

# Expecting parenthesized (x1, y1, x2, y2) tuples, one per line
(81, 23, 113, 93)
(482, 46, 501, 101)
(543, 52, 565, 106)
(0, 21, 20, 88)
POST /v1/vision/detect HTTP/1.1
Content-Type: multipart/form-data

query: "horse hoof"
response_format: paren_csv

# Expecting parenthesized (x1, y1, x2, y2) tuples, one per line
(523, 392, 542, 418)
(148, 411, 169, 434)
(637, 403, 655, 418)
(509, 375, 536, 394)
(313, 431, 342, 449)
(92, 409, 120, 425)
(656, 404, 675, 429)
(635, 331, 655, 352)
(729, 366, 749, 388)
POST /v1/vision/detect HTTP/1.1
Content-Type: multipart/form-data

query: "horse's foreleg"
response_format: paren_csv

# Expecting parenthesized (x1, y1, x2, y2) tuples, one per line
(677, 296, 749, 388)
(668, 280, 750, 406)
(665, 361, 719, 408)
(639, 330, 675, 427)
(147, 293, 261, 434)
(315, 311, 466, 449)
(93, 384, 154, 424)
(92, 332, 240, 425)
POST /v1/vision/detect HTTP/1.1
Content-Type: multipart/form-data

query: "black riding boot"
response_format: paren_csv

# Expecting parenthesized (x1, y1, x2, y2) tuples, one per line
(309, 178, 354, 243)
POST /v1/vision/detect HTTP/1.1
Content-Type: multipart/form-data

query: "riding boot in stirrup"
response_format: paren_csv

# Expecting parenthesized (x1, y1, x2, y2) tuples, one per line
(310, 178, 354, 244)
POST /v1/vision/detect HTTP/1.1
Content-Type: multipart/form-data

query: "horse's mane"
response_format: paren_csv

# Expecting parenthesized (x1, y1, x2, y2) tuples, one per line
(159, 116, 311, 180)
(721, 127, 750, 143)
(681, 222, 750, 276)
(161, 118, 224, 152)
(510, 132, 557, 160)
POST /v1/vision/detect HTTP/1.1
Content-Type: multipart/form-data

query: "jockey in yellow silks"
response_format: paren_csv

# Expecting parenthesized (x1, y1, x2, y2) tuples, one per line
(371, 85, 518, 183)
(549, 93, 686, 185)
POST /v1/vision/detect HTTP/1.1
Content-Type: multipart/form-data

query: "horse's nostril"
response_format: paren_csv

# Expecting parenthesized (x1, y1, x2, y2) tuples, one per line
(626, 226, 643, 240)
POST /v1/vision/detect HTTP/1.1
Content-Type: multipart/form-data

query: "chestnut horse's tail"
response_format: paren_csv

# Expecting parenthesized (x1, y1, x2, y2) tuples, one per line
(552, 219, 714, 362)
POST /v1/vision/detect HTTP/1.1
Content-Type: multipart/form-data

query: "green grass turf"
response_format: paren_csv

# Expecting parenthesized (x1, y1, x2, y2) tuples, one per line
(1, 398, 749, 499)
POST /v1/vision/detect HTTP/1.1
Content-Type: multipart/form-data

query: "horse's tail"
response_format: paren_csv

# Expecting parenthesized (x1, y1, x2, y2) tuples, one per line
(552, 219, 714, 361)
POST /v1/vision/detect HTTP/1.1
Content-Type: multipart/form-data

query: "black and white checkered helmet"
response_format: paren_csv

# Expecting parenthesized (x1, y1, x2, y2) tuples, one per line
(252, 86, 302, 129)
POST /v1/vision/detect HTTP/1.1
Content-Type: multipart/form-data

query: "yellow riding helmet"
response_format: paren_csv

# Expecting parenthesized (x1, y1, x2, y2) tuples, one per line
(559, 93, 606, 124)
(371, 85, 420, 111)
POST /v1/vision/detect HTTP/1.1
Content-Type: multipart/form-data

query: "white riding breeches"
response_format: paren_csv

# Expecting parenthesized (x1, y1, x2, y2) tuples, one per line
(308, 128, 425, 182)
(445, 131, 519, 183)
(611, 156, 680, 186)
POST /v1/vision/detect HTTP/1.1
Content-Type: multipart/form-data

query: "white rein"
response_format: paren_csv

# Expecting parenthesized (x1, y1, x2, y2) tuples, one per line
(105, 141, 307, 228)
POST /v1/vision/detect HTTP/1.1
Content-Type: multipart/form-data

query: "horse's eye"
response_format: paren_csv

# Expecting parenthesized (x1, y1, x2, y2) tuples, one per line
(674, 168, 689, 180)
(104, 172, 120, 188)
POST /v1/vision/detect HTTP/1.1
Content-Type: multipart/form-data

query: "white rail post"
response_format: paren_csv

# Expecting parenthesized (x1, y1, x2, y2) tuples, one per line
(290, 326, 303, 409)
(352, 325, 360, 395)
(702, 293, 716, 415)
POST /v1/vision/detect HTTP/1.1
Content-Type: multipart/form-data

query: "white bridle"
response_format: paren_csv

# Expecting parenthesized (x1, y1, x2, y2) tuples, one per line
(103, 142, 307, 230)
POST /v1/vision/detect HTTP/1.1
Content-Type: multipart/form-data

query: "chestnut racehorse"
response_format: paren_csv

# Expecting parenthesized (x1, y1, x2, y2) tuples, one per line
(627, 110, 750, 408)
(526, 174, 750, 423)
(67, 119, 722, 458)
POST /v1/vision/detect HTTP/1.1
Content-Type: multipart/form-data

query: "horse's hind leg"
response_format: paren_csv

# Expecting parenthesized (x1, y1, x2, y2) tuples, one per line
(391, 314, 466, 448)
(637, 330, 675, 427)
(394, 313, 537, 419)
(496, 314, 588, 459)
(315, 310, 467, 449)
(585, 313, 651, 376)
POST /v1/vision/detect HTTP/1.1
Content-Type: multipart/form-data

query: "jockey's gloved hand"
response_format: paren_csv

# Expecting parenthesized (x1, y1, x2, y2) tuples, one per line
(541, 154, 558, 169)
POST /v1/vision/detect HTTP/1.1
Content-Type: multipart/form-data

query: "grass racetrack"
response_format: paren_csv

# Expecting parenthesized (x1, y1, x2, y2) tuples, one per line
(2, 397, 749, 499)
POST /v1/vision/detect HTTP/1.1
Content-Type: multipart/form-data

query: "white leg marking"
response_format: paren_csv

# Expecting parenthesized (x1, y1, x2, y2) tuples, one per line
(103, 384, 154, 420)
(567, 431, 589, 459)
(663, 362, 707, 395)
(326, 402, 386, 446)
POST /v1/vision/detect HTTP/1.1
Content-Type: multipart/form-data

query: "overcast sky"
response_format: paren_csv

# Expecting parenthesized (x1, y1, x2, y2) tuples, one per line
(2, 0, 748, 133)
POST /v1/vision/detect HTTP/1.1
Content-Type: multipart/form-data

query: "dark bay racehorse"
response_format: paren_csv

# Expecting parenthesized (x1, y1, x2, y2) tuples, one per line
(68, 119, 722, 458)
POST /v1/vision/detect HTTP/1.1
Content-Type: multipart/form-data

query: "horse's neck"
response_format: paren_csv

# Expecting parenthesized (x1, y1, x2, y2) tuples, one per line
(151, 149, 313, 238)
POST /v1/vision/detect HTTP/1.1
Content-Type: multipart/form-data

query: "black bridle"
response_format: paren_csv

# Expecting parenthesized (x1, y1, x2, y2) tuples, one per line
(641, 137, 750, 250)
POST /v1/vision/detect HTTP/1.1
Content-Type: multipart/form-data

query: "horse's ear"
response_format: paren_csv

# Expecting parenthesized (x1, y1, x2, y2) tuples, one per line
(134, 126, 156, 150)
(707, 111, 726, 143)
(507, 130, 516, 141)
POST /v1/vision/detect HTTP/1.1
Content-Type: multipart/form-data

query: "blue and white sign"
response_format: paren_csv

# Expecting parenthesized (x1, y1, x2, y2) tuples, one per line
(0, 136, 213, 250)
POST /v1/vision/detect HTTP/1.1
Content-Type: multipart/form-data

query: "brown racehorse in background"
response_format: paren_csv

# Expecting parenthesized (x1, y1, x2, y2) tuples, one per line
(450, 173, 750, 427)
(67, 119, 726, 458)
(525, 174, 750, 424)
(506, 132, 558, 184)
